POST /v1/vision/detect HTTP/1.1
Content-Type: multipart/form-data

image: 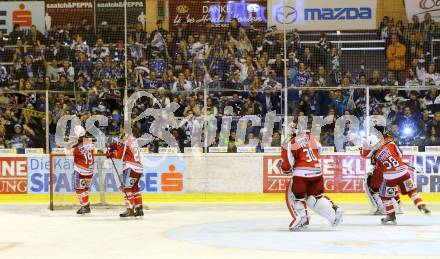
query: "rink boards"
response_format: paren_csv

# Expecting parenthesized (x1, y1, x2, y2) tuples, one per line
(0, 152, 439, 203)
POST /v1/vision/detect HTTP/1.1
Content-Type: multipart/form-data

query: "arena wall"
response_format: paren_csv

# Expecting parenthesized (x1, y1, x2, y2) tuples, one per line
(0, 153, 439, 204)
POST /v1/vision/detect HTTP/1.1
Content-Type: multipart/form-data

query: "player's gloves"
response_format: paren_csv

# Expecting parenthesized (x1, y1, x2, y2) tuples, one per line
(370, 156, 376, 165)
(106, 143, 117, 158)
(276, 159, 291, 174)
(105, 149, 112, 159)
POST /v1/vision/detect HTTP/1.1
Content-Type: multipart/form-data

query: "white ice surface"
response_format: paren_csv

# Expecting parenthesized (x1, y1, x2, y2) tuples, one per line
(0, 203, 439, 259)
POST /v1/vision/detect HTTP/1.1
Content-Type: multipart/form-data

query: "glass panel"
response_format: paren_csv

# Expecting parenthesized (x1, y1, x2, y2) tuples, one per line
(0, 1, 435, 153)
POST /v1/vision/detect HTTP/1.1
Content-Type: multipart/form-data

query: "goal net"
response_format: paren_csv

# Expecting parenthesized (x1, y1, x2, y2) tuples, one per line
(49, 153, 126, 210)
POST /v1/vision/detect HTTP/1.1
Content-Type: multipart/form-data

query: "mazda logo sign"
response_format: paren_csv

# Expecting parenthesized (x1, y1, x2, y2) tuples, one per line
(275, 6, 297, 24)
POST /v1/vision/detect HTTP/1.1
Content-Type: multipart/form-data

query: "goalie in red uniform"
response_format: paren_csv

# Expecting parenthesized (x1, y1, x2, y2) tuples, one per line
(106, 131, 144, 217)
(361, 134, 430, 224)
(278, 127, 343, 231)
(71, 125, 95, 215)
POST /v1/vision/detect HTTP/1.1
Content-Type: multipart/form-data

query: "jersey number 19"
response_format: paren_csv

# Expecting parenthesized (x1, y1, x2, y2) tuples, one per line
(83, 151, 93, 165)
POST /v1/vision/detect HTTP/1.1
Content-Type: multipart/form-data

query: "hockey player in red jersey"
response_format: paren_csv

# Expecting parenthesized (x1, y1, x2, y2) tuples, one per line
(71, 125, 95, 215)
(362, 156, 403, 215)
(278, 128, 343, 231)
(361, 134, 430, 224)
(107, 131, 144, 217)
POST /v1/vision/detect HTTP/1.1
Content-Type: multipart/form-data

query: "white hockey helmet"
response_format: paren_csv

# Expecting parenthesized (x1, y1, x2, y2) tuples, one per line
(361, 134, 382, 158)
(72, 125, 86, 139)
(288, 121, 298, 136)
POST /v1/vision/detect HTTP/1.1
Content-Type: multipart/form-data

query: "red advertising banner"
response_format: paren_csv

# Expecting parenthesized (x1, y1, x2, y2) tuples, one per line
(168, 0, 267, 32)
(0, 157, 28, 194)
(45, 0, 95, 28)
(263, 155, 415, 193)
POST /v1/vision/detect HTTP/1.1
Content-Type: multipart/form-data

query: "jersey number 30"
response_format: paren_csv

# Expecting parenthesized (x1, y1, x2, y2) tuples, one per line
(303, 148, 318, 162)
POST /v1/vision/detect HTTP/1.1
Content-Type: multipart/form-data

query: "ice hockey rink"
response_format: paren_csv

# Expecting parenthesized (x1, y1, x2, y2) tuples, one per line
(0, 203, 439, 259)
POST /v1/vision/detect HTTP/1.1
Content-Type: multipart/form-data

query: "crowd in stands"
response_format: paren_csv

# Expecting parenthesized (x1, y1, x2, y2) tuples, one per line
(2, 14, 440, 151)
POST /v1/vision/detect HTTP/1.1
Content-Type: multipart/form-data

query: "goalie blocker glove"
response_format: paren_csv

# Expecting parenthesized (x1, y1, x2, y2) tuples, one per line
(276, 159, 291, 174)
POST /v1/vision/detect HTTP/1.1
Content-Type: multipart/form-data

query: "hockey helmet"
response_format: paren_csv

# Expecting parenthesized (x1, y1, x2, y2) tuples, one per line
(360, 134, 382, 158)
(72, 125, 86, 139)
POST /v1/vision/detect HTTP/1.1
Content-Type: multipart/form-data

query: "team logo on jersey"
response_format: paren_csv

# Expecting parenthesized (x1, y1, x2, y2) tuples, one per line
(377, 148, 390, 161)
(403, 178, 415, 191)
(385, 186, 396, 197)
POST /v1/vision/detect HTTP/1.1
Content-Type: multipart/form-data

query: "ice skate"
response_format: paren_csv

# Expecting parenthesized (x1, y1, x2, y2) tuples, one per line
(418, 204, 431, 215)
(381, 214, 396, 225)
(120, 208, 135, 218)
(369, 193, 385, 215)
(289, 219, 308, 232)
(289, 216, 308, 232)
(76, 204, 91, 215)
(134, 206, 144, 217)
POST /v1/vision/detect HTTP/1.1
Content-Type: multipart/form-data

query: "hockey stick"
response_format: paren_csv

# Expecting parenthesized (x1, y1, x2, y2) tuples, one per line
(109, 157, 133, 209)
(109, 157, 123, 185)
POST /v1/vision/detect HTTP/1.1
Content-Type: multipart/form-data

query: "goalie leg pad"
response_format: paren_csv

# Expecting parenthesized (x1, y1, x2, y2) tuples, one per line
(393, 191, 403, 214)
(285, 178, 308, 230)
(307, 194, 339, 226)
(373, 192, 385, 213)
(364, 175, 377, 211)
(364, 175, 385, 214)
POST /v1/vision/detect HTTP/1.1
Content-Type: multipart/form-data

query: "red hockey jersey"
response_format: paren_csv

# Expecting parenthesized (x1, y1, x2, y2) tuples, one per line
(372, 139, 407, 180)
(73, 141, 95, 175)
(281, 133, 322, 177)
(111, 135, 142, 173)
